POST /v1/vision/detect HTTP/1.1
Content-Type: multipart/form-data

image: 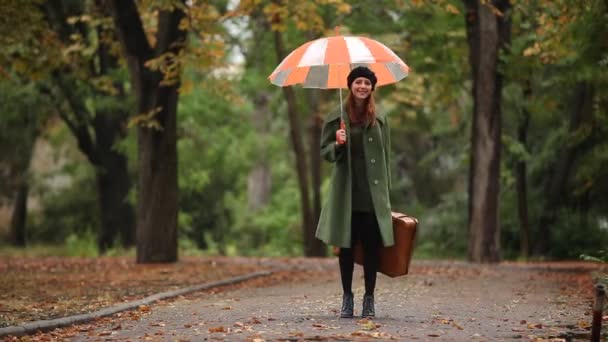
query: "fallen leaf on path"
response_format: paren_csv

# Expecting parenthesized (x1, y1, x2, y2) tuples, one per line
(577, 320, 591, 329)
(98, 331, 112, 336)
(527, 323, 543, 329)
(452, 321, 464, 330)
(351, 331, 394, 339)
(128, 312, 141, 321)
(150, 322, 166, 327)
(358, 319, 377, 331)
(209, 326, 227, 333)
(437, 317, 463, 330)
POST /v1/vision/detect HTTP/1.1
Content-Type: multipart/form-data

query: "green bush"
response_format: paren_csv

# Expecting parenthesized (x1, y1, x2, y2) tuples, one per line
(414, 191, 468, 259)
(29, 167, 99, 245)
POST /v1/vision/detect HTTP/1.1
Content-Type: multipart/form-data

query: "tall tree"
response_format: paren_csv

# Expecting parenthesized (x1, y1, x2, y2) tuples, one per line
(0, 83, 43, 246)
(0, 0, 57, 246)
(108, 0, 188, 263)
(515, 82, 531, 258)
(238, 0, 349, 256)
(463, 0, 511, 262)
(244, 10, 273, 212)
(272, 29, 318, 256)
(42, 1, 135, 252)
(531, 0, 608, 255)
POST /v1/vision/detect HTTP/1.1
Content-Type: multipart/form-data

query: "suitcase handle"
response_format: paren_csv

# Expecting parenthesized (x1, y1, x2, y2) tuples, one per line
(393, 213, 419, 224)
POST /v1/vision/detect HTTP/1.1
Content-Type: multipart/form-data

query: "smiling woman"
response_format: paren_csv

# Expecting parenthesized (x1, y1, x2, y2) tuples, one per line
(315, 66, 393, 319)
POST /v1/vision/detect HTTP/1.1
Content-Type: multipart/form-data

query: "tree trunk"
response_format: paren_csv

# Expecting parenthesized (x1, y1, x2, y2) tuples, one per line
(109, 0, 187, 263)
(6, 102, 39, 247)
(464, 0, 511, 262)
(93, 112, 135, 252)
(9, 182, 28, 246)
(309, 112, 322, 229)
(246, 13, 273, 212)
(273, 31, 322, 256)
(247, 93, 272, 211)
(43, 1, 135, 252)
(534, 82, 594, 255)
(307, 90, 326, 257)
(51, 74, 135, 253)
(515, 82, 531, 259)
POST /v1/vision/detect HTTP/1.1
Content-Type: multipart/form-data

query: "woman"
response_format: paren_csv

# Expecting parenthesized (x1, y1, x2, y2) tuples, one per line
(316, 66, 393, 318)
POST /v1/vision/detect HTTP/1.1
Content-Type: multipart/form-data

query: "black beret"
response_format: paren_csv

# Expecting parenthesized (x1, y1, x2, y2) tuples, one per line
(347, 66, 377, 90)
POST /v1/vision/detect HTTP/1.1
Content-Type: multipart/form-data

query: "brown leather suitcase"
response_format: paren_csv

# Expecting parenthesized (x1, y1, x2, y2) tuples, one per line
(354, 212, 418, 277)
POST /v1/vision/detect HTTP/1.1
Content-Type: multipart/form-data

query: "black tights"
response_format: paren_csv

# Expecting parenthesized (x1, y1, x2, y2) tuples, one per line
(339, 212, 381, 296)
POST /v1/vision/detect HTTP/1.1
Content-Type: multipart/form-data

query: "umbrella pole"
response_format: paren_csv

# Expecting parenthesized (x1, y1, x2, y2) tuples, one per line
(339, 88, 344, 122)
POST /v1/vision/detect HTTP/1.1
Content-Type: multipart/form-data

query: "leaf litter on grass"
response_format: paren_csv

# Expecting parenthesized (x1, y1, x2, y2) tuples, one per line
(0, 255, 264, 327)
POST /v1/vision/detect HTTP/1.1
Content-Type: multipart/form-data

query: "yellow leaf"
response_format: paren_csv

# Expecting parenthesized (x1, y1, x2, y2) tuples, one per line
(445, 4, 460, 14)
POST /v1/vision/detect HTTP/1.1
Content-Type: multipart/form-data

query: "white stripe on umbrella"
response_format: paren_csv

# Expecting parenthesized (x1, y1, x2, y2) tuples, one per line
(344, 37, 376, 64)
(298, 38, 328, 67)
(381, 44, 404, 63)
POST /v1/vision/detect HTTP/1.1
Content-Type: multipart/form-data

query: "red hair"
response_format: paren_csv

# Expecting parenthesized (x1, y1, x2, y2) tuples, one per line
(346, 91, 376, 126)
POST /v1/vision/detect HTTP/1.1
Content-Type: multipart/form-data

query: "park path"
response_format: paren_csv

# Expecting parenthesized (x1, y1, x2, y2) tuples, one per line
(56, 259, 598, 341)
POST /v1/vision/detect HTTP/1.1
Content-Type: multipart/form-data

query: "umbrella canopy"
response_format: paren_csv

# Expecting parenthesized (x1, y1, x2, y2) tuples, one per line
(268, 35, 409, 89)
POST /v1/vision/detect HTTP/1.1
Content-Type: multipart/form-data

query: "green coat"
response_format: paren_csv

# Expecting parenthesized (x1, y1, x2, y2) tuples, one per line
(315, 109, 394, 248)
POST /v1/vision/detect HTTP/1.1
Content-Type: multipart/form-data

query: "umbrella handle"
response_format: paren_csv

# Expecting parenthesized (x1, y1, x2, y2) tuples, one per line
(336, 120, 346, 145)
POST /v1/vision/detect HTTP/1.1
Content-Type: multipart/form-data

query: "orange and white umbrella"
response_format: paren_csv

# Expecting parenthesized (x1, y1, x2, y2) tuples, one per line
(268, 35, 409, 89)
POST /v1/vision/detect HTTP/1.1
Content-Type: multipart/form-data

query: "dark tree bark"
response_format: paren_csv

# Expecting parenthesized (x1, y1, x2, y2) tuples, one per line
(109, 0, 187, 263)
(515, 86, 531, 259)
(534, 82, 594, 255)
(247, 93, 272, 211)
(9, 181, 29, 246)
(307, 91, 326, 257)
(93, 113, 135, 250)
(94, 21, 135, 249)
(6, 117, 37, 247)
(246, 12, 272, 212)
(2, 79, 43, 247)
(309, 111, 322, 230)
(464, 0, 511, 262)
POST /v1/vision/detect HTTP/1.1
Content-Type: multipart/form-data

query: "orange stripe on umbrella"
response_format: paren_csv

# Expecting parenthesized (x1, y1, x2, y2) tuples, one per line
(369, 64, 396, 87)
(327, 64, 351, 89)
(284, 65, 310, 87)
(324, 36, 349, 65)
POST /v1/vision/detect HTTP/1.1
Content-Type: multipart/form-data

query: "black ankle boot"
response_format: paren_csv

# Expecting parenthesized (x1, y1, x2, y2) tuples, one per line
(340, 292, 354, 318)
(362, 294, 375, 318)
